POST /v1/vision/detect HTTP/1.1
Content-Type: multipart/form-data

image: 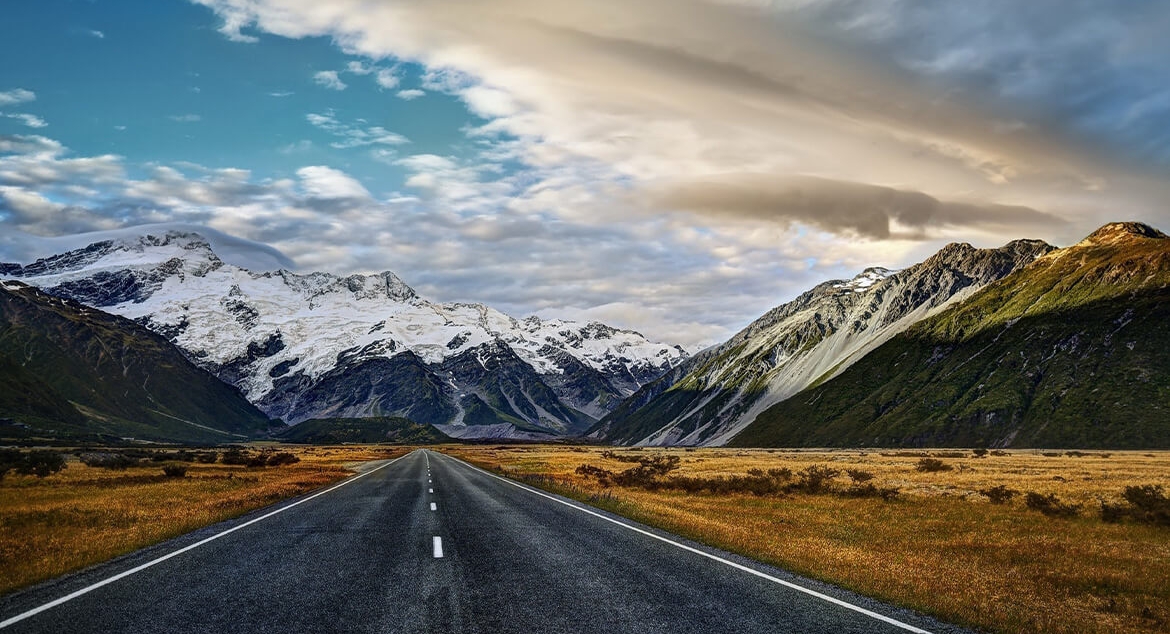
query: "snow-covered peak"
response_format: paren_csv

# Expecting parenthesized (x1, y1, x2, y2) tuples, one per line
(831, 267, 897, 293)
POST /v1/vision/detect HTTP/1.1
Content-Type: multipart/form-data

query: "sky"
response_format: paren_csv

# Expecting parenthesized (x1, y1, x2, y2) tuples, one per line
(1, 0, 1168, 347)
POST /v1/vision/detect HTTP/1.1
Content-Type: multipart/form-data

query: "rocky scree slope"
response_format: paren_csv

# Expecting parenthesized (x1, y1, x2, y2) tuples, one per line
(591, 238, 1054, 446)
(730, 222, 1170, 449)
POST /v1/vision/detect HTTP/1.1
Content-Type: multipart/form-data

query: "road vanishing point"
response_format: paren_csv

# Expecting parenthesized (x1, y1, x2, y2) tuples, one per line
(0, 450, 973, 633)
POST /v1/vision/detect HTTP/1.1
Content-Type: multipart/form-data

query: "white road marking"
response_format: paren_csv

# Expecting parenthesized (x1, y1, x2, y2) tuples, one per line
(433, 536, 444, 558)
(429, 488, 433, 493)
(440, 454, 933, 634)
(430, 502, 437, 511)
(0, 452, 413, 630)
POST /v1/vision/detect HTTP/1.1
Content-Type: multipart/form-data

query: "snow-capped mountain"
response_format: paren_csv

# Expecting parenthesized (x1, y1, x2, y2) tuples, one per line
(589, 238, 1055, 446)
(1, 230, 689, 437)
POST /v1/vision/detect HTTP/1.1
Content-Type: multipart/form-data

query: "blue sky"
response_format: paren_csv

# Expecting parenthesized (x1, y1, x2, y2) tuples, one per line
(1, 0, 1168, 345)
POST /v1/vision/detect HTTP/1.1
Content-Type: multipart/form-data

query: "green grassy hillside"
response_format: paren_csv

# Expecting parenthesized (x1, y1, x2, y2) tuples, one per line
(731, 223, 1170, 449)
(0, 281, 274, 444)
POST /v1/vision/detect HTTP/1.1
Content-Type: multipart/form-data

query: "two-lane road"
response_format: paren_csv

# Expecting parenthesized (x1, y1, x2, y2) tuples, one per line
(0, 451, 971, 633)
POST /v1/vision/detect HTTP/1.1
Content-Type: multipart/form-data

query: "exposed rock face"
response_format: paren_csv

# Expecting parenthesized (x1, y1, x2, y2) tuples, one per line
(591, 238, 1055, 446)
(731, 223, 1170, 449)
(3, 230, 689, 437)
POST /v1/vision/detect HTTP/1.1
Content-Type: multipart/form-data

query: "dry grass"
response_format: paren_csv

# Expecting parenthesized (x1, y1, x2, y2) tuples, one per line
(0, 445, 406, 595)
(442, 445, 1170, 634)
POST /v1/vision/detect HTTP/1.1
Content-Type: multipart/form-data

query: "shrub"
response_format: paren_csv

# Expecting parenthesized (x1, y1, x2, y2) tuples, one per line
(79, 452, 139, 470)
(844, 483, 900, 501)
(979, 485, 1019, 505)
(796, 465, 840, 493)
(972, 449, 989, 458)
(245, 454, 270, 468)
(1025, 492, 1081, 518)
(220, 449, 250, 465)
(767, 467, 793, 480)
(0, 449, 66, 479)
(612, 455, 680, 488)
(916, 458, 952, 473)
(846, 469, 874, 484)
(575, 464, 615, 486)
(195, 452, 219, 464)
(266, 452, 300, 467)
(162, 464, 187, 478)
(1118, 485, 1170, 526)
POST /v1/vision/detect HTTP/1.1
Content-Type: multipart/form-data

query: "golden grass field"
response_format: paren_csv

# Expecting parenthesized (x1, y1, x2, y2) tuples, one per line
(441, 445, 1170, 634)
(0, 445, 406, 595)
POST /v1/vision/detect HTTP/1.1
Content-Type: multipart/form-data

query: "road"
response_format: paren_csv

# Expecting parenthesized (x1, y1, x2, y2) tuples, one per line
(0, 450, 971, 633)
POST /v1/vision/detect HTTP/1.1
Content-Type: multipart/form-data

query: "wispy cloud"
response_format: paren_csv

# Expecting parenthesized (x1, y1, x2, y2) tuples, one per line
(87, 29, 105, 39)
(312, 70, 347, 91)
(268, 90, 294, 97)
(305, 110, 409, 148)
(396, 89, 425, 101)
(1, 113, 48, 128)
(168, 114, 201, 123)
(0, 89, 35, 106)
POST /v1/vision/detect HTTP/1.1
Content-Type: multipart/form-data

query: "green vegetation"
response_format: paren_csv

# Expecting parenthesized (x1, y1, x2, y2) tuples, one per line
(0, 282, 274, 444)
(732, 224, 1170, 449)
(275, 416, 451, 444)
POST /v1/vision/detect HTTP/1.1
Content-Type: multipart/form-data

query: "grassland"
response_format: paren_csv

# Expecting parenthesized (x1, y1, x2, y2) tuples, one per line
(0, 445, 406, 595)
(442, 445, 1170, 634)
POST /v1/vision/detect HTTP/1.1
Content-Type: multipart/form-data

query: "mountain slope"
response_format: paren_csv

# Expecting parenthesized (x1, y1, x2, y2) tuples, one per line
(591, 238, 1054, 446)
(0, 280, 274, 443)
(730, 222, 1170, 449)
(276, 416, 450, 444)
(3, 230, 688, 437)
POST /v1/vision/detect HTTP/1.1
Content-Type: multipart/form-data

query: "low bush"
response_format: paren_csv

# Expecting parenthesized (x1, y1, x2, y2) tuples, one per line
(266, 452, 300, 467)
(796, 464, 840, 493)
(1102, 485, 1170, 527)
(245, 454, 270, 468)
(846, 469, 874, 484)
(972, 449, 989, 458)
(978, 485, 1019, 505)
(195, 452, 219, 464)
(162, 464, 187, 478)
(1025, 492, 1081, 518)
(220, 449, 250, 466)
(79, 452, 139, 470)
(916, 458, 952, 473)
(844, 483, 900, 501)
(0, 449, 66, 479)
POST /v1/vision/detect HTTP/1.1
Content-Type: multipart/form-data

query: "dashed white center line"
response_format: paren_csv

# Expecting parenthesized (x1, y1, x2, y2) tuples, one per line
(433, 536, 444, 558)
(429, 488, 433, 493)
(430, 502, 437, 511)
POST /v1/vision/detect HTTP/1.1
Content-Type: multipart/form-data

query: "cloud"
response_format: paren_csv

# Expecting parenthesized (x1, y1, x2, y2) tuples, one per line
(375, 68, 400, 89)
(651, 175, 1066, 239)
(305, 110, 409, 148)
(0, 89, 35, 106)
(1, 113, 48, 128)
(312, 70, 347, 90)
(296, 165, 371, 199)
(169, 114, 202, 123)
(88, 29, 105, 39)
(268, 91, 294, 97)
(395, 89, 425, 100)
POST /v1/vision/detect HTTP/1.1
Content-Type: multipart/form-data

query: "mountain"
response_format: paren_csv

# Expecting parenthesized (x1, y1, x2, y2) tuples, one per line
(730, 222, 1170, 449)
(590, 238, 1055, 446)
(2, 230, 688, 439)
(0, 280, 274, 444)
(276, 416, 450, 445)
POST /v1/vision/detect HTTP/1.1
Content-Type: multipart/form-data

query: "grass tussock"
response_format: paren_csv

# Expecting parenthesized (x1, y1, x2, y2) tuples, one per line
(444, 445, 1170, 634)
(0, 445, 405, 595)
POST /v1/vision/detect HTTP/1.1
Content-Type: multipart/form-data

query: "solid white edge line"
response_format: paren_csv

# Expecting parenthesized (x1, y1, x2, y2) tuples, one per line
(439, 453, 933, 634)
(0, 451, 413, 630)
(433, 536, 444, 558)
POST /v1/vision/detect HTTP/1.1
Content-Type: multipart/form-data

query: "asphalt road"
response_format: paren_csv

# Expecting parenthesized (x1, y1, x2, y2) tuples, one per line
(0, 450, 973, 633)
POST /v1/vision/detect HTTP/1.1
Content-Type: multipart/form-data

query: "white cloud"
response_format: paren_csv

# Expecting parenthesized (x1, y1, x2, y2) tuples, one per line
(375, 68, 400, 89)
(1, 113, 48, 128)
(346, 61, 373, 75)
(0, 89, 35, 106)
(88, 29, 105, 39)
(305, 110, 409, 148)
(296, 165, 371, 199)
(169, 114, 202, 123)
(396, 89, 425, 100)
(268, 90, 294, 97)
(313, 70, 347, 90)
